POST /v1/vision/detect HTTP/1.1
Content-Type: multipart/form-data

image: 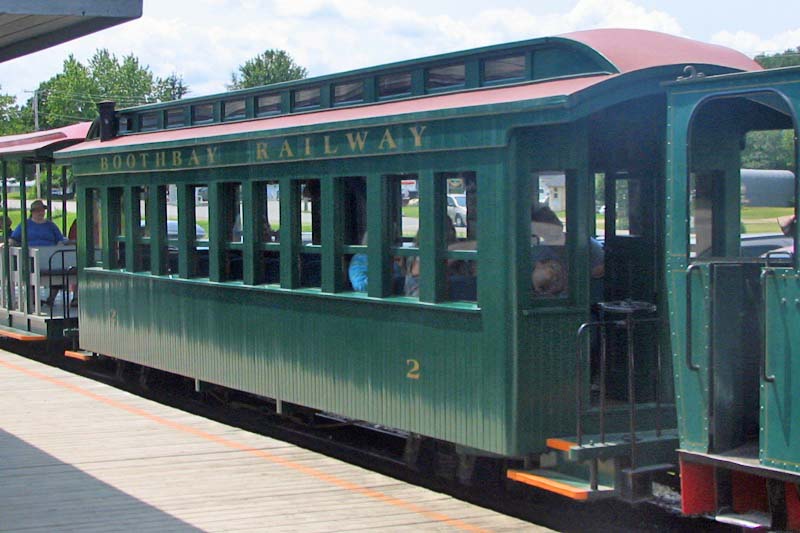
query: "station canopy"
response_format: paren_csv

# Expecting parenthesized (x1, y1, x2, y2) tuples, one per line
(0, 122, 91, 161)
(0, 1, 142, 63)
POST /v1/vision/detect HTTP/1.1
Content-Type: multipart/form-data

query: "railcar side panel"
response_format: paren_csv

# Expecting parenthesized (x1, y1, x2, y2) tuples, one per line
(79, 270, 511, 454)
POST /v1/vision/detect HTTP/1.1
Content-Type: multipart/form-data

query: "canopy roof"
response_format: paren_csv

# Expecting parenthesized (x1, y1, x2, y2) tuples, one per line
(0, 122, 91, 160)
(0, 1, 142, 63)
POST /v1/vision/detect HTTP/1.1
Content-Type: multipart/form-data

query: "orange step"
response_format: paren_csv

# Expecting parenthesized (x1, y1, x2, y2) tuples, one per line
(0, 324, 46, 342)
(507, 469, 614, 501)
(64, 350, 94, 362)
(546, 437, 577, 452)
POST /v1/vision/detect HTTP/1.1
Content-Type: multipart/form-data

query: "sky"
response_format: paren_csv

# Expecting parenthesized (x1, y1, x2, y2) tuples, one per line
(0, 0, 798, 107)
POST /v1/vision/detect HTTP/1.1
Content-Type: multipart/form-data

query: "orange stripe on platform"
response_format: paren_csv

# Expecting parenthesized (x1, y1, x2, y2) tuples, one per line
(0, 356, 489, 533)
(507, 470, 590, 501)
(546, 438, 577, 452)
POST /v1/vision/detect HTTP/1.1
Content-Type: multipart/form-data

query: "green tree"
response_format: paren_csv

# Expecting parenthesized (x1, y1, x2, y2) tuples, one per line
(26, 49, 189, 129)
(740, 48, 800, 170)
(755, 47, 800, 69)
(155, 73, 190, 101)
(228, 49, 307, 90)
(0, 87, 26, 135)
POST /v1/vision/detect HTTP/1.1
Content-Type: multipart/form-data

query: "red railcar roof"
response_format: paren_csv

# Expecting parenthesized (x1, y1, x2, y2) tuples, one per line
(561, 29, 760, 74)
(59, 29, 760, 155)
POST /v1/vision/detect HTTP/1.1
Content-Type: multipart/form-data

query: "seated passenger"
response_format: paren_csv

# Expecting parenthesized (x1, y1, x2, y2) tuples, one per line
(531, 204, 565, 245)
(404, 217, 458, 297)
(348, 232, 402, 292)
(533, 258, 566, 296)
(10, 200, 70, 307)
(9, 200, 68, 247)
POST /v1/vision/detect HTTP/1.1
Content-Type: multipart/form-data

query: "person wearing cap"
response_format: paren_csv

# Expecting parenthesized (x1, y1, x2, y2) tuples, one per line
(9, 199, 69, 308)
(9, 199, 68, 247)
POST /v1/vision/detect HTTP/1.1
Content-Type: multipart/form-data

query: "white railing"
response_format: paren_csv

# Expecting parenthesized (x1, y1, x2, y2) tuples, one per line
(0, 244, 77, 317)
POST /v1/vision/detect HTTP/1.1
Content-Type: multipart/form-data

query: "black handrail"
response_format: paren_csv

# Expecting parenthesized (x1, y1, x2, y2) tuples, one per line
(761, 269, 776, 383)
(46, 248, 77, 319)
(685, 264, 703, 371)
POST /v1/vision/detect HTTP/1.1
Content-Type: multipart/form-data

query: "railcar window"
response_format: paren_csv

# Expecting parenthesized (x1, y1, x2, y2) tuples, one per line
(118, 116, 132, 134)
(191, 184, 210, 278)
(140, 112, 160, 131)
(192, 103, 214, 124)
(342, 177, 367, 292)
(133, 186, 149, 272)
(612, 176, 644, 237)
(219, 182, 243, 282)
(378, 72, 412, 98)
(426, 64, 466, 91)
(257, 94, 281, 116)
(298, 179, 321, 288)
(257, 180, 280, 284)
(86, 188, 102, 267)
(294, 87, 321, 110)
(166, 108, 185, 128)
(333, 81, 364, 105)
(531, 172, 569, 298)
(108, 187, 125, 270)
(223, 99, 246, 121)
(441, 172, 478, 303)
(387, 175, 419, 297)
(484, 55, 525, 83)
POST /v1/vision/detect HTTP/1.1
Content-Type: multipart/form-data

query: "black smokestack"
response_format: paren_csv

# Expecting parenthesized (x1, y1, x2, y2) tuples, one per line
(98, 100, 117, 142)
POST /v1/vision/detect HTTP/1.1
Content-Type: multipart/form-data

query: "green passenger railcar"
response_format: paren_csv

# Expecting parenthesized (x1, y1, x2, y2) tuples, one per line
(58, 29, 782, 505)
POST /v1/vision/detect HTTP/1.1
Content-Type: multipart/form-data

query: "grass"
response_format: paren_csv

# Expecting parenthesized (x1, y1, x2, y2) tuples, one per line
(742, 206, 794, 234)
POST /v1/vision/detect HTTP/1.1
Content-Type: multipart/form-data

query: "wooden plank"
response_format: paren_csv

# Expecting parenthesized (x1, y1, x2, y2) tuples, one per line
(0, 350, 547, 532)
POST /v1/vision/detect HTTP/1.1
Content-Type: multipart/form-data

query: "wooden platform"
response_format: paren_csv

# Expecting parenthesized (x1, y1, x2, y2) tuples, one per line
(0, 350, 545, 532)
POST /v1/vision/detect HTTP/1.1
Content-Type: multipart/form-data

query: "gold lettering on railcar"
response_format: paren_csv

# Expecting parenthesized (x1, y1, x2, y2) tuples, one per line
(409, 125, 427, 147)
(93, 123, 431, 173)
(256, 142, 269, 160)
(206, 146, 218, 164)
(406, 359, 421, 380)
(323, 135, 338, 155)
(378, 129, 397, 150)
(345, 131, 368, 152)
(279, 140, 294, 158)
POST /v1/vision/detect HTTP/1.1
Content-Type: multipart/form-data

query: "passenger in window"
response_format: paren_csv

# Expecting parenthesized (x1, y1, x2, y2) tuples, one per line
(533, 258, 566, 295)
(404, 216, 457, 297)
(9, 200, 68, 247)
(9, 199, 70, 307)
(348, 232, 402, 292)
(348, 233, 369, 292)
(231, 211, 278, 242)
(531, 204, 565, 245)
(0, 215, 12, 238)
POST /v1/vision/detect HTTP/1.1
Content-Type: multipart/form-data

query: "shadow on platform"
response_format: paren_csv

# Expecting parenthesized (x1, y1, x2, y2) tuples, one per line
(0, 428, 200, 531)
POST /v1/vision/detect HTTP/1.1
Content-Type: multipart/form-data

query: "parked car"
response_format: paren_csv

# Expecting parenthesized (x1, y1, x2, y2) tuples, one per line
(141, 220, 206, 240)
(446, 194, 468, 227)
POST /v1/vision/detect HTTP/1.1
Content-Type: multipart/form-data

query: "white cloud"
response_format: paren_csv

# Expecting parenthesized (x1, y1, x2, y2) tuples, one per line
(712, 28, 800, 57)
(0, 0, 794, 112)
